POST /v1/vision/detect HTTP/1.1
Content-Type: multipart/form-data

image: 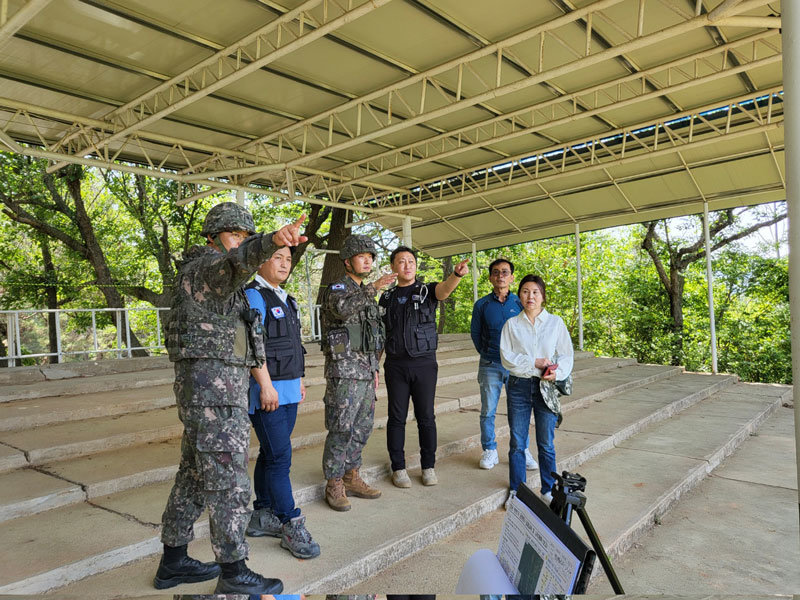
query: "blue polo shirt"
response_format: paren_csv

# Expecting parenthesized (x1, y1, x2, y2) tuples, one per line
(470, 291, 523, 363)
(245, 284, 302, 414)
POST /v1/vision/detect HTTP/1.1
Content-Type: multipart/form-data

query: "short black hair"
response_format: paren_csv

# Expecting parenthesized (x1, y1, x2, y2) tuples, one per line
(390, 245, 417, 264)
(517, 274, 547, 305)
(488, 257, 514, 275)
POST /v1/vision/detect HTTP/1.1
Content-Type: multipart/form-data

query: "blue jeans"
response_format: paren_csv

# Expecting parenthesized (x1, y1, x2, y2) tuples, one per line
(248, 403, 301, 523)
(478, 359, 529, 452)
(507, 375, 557, 495)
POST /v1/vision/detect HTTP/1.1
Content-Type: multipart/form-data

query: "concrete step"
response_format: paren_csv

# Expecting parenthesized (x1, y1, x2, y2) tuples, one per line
(348, 380, 789, 594)
(1, 369, 731, 594)
(0, 354, 615, 474)
(0, 408, 182, 471)
(0, 363, 678, 522)
(0, 369, 176, 404)
(0, 356, 170, 386)
(0, 384, 175, 433)
(0, 345, 483, 430)
(590, 401, 798, 595)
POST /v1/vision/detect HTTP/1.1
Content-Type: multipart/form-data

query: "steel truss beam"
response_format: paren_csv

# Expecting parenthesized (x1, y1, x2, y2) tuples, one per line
(46, 0, 391, 173)
(0, 0, 51, 50)
(236, 0, 773, 168)
(0, 100, 416, 220)
(320, 30, 780, 192)
(376, 87, 783, 213)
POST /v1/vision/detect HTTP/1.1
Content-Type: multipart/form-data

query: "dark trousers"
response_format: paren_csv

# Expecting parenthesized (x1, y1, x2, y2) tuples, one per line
(385, 360, 438, 471)
(248, 402, 301, 523)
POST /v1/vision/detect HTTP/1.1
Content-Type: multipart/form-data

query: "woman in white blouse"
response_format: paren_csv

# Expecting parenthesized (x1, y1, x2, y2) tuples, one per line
(500, 275, 573, 508)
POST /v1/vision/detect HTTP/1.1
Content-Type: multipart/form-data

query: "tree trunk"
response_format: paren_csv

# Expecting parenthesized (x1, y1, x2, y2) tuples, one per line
(40, 238, 60, 364)
(315, 207, 349, 304)
(0, 320, 8, 368)
(63, 166, 149, 357)
(668, 269, 685, 366)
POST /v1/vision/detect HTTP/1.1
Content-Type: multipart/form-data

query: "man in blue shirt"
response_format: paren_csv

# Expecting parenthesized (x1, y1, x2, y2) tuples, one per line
(244, 246, 320, 560)
(470, 258, 537, 470)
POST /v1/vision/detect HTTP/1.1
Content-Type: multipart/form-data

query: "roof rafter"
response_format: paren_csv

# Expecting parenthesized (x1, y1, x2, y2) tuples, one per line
(245, 0, 773, 169)
(321, 30, 780, 193)
(377, 87, 783, 212)
(46, 0, 392, 173)
(0, 0, 51, 50)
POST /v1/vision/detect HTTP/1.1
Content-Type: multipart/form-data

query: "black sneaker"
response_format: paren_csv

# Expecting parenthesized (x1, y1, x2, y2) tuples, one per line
(152, 555, 221, 589)
(214, 561, 283, 594)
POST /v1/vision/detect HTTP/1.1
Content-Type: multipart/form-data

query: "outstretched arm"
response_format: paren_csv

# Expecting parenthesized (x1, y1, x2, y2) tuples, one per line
(435, 257, 470, 301)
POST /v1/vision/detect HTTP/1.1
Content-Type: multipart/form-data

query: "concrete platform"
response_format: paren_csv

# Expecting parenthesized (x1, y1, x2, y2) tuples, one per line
(348, 381, 789, 594)
(589, 404, 798, 595)
(17, 369, 738, 594)
(0, 362, 681, 521)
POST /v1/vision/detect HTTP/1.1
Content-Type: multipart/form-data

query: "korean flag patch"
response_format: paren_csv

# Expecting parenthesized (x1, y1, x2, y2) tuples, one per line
(271, 306, 285, 319)
(331, 283, 346, 290)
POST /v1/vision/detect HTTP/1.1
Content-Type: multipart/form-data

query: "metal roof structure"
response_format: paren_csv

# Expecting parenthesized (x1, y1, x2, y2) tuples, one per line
(0, 0, 784, 257)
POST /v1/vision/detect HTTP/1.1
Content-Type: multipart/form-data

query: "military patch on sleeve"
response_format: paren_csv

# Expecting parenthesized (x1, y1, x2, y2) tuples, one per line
(331, 283, 346, 290)
(270, 306, 285, 319)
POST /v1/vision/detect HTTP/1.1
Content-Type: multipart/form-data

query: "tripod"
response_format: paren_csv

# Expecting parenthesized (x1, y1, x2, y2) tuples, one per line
(549, 471, 625, 594)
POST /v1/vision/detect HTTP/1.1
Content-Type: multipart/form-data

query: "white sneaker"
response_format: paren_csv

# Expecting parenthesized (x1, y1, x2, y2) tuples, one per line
(391, 469, 411, 488)
(525, 448, 538, 470)
(421, 468, 438, 486)
(479, 448, 499, 469)
(504, 489, 517, 510)
(541, 490, 553, 505)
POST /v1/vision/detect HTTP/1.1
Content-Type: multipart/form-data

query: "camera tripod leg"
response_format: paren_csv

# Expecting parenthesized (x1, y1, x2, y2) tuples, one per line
(575, 507, 625, 594)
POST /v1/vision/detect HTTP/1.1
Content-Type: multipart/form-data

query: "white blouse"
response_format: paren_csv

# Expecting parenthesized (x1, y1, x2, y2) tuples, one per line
(500, 308, 574, 380)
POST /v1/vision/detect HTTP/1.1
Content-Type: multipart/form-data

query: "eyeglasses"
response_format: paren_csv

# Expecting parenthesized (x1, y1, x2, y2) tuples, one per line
(491, 270, 512, 276)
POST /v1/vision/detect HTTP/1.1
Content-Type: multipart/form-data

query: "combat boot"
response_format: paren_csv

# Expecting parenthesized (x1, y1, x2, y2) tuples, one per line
(214, 559, 283, 594)
(343, 467, 382, 499)
(325, 477, 351, 511)
(281, 515, 321, 559)
(246, 507, 281, 537)
(152, 545, 220, 589)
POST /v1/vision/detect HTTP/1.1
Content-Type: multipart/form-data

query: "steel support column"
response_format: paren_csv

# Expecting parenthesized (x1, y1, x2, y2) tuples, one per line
(703, 202, 718, 374)
(781, 0, 800, 510)
(575, 223, 584, 351)
(402, 217, 413, 248)
(304, 252, 315, 339)
(471, 242, 479, 303)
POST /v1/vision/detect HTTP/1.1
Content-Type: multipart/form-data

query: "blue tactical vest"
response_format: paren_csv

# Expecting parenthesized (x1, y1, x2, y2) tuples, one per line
(245, 282, 305, 380)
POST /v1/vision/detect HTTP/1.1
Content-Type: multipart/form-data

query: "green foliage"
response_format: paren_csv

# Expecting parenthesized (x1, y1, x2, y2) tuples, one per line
(0, 154, 791, 382)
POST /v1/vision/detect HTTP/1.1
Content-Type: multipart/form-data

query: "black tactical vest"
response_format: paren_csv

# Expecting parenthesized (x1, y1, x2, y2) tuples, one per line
(245, 282, 305, 380)
(382, 281, 438, 357)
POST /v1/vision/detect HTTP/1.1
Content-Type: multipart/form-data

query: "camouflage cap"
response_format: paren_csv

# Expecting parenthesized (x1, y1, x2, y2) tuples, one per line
(339, 234, 377, 261)
(201, 202, 257, 237)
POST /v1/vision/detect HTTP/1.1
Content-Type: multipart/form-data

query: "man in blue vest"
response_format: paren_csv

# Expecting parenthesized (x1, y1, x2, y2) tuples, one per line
(243, 245, 320, 559)
(470, 258, 537, 471)
(380, 246, 469, 488)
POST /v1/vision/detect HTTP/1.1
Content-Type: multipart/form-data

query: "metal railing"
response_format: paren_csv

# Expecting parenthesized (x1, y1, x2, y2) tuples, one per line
(1, 307, 170, 367)
(1, 304, 322, 367)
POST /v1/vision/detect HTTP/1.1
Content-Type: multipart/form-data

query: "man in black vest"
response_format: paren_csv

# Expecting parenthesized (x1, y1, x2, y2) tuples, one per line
(244, 245, 320, 559)
(379, 246, 470, 488)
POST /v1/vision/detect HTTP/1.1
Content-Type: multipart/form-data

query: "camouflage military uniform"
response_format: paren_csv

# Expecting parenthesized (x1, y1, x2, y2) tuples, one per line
(320, 274, 383, 479)
(160, 231, 279, 563)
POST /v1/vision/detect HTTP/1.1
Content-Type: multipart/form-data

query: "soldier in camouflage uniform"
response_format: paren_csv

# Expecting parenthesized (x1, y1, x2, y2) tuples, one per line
(320, 234, 397, 511)
(154, 202, 306, 595)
